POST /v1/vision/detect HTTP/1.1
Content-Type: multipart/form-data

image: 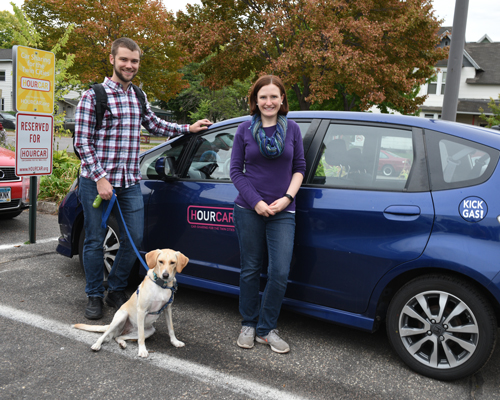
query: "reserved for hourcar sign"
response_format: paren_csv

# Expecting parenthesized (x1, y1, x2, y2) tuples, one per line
(15, 113, 53, 176)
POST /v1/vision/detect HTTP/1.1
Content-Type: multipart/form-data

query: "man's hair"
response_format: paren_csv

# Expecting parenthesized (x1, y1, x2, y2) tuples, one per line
(111, 37, 142, 57)
(249, 75, 289, 116)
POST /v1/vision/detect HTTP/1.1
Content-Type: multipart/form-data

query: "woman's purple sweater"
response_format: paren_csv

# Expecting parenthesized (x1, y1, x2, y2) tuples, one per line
(230, 118, 306, 212)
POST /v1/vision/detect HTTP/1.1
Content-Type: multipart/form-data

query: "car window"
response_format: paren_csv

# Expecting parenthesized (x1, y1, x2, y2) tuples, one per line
(295, 121, 312, 139)
(186, 128, 237, 180)
(311, 123, 413, 191)
(425, 130, 499, 190)
(140, 137, 187, 179)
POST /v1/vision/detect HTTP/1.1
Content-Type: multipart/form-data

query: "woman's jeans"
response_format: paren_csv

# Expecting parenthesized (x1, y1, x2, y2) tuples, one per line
(233, 205, 295, 337)
(79, 177, 144, 298)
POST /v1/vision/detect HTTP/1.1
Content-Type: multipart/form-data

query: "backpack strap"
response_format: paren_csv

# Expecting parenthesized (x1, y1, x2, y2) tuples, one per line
(130, 83, 147, 120)
(91, 83, 111, 130)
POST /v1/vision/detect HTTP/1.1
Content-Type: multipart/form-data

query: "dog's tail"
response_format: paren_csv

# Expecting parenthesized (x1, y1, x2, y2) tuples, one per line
(72, 323, 109, 332)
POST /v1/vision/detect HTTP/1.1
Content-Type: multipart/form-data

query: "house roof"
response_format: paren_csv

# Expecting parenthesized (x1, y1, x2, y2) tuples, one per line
(0, 48, 13, 61)
(421, 99, 498, 115)
(464, 42, 500, 85)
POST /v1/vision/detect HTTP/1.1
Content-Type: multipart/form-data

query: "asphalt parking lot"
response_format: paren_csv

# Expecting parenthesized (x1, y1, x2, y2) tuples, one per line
(1, 209, 500, 399)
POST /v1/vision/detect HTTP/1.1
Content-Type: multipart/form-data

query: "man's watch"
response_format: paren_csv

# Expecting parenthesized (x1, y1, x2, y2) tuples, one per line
(284, 194, 294, 203)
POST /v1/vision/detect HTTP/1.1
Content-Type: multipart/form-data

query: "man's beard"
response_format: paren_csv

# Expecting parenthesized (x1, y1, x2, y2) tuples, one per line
(114, 65, 137, 83)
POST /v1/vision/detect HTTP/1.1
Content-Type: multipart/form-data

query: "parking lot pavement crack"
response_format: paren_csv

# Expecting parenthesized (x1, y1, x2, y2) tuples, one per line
(0, 252, 55, 265)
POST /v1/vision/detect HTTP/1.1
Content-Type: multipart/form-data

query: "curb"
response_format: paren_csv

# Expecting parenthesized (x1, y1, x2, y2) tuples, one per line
(37, 201, 59, 215)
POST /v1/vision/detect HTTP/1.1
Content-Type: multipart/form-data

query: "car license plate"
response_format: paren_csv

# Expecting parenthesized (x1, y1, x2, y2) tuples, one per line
(0, 187, 11, 203)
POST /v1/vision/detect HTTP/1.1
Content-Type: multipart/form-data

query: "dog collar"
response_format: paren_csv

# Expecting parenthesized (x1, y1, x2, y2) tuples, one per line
(137, 278, 178, 315)
(150, 271, 176, 289)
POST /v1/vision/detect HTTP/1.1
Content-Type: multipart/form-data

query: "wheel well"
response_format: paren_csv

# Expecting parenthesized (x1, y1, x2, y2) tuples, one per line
(375, 268, 500, 328)
(71, 214, 84, 256)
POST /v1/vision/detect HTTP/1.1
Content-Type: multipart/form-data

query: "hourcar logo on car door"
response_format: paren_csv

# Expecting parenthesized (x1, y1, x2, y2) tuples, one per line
(187, 206, 235, 231)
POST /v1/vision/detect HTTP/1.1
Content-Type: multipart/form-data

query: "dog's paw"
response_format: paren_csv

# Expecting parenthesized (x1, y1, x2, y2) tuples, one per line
(138, 347, 149, 358)
(171, 339, 185, 348)
(91, 343, 101, 352)
(118, 340, 127, 349)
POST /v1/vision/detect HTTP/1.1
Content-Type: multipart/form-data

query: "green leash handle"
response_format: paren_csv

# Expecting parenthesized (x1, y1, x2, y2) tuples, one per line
(93, 194, 102, 208)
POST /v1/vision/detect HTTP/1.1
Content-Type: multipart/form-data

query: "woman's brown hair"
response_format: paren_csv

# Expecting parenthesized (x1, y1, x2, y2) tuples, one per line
(249, 75, 289, 116)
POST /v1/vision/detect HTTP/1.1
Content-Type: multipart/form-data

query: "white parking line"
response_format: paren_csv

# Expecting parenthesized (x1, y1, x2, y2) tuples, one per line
(0, 237, 59, 251)
(0, 305, 306, 400)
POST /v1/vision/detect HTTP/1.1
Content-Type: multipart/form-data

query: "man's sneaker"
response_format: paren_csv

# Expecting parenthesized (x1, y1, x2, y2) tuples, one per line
(256, 329, 290, 353)
(105, 291, 129, 309)
(84, 297, 103, 320)
(237, 326, 256, 349)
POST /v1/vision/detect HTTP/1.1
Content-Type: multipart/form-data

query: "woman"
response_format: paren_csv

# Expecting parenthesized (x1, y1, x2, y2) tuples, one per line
(230, 75, 306, 353)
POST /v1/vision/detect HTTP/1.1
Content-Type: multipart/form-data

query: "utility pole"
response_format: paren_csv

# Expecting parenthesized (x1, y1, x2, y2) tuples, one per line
(441, 0, 469, 121)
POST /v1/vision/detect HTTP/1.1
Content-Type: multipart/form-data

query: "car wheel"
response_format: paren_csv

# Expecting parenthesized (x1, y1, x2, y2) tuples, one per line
(382, 164, 395, 176)
(78, 215, 120, 286)
(386, 275, 497, 381)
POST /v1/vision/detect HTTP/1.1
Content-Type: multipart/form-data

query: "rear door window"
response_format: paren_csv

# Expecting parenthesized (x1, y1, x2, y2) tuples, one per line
(311, 123, 414, 191)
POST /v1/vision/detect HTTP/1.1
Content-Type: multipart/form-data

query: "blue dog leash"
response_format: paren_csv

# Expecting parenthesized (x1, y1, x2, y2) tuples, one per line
(97, 191, 149, 275)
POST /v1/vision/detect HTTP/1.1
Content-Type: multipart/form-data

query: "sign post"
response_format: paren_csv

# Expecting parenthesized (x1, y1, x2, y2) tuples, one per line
(13, 45, 55, 243)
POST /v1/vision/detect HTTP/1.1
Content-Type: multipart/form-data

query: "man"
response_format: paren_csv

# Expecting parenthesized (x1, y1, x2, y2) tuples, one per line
(75, 37, 212, 320)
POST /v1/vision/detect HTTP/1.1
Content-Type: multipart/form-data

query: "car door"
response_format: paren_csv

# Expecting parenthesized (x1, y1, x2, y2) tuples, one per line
(289, 121, 435, 314)
(140, 126, 242, 287)
(140, 120, 315, 289)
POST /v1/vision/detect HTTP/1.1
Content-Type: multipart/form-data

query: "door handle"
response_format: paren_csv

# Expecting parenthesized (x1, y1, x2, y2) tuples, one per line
(383, 205, 421, 221)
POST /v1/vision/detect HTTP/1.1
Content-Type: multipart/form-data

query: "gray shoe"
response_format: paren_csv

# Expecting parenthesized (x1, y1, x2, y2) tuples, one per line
(237, 326, 256, 349)
(256, 329, 290, 353)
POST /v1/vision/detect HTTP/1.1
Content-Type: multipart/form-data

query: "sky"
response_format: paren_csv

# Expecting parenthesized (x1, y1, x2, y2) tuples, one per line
(2, 0, 499, 42)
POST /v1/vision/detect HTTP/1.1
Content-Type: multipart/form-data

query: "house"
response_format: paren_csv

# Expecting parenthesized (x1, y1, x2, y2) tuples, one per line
(0, 49, 14, 112)
(418, 27, 500, 125)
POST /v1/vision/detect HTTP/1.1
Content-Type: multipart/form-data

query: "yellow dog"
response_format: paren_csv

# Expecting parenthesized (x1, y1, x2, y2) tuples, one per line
(73, 249, 189, 358)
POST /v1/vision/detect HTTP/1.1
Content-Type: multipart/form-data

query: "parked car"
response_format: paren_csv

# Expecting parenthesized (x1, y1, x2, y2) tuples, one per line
(63, 118, 76, 133)
(0, 112, 16, 130)
(56, 111, 500, 380)
(378, 149, 411, 176)
(0, 146, 33, 218)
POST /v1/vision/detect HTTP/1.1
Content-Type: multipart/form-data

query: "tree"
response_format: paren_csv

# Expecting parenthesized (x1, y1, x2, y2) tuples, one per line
(158, 62, 250, 123)
(24, 0, 189, 103)
(0, 10, 22, 48)
(479, 95, 500, 128)
(175, 0, 447, 112)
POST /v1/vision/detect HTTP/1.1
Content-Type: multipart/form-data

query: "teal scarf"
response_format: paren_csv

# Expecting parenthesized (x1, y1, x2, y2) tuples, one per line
(250, 114, 288, 159)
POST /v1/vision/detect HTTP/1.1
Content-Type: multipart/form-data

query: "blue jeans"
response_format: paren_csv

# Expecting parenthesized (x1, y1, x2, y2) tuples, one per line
(233, 205, 295, 337)
(79, 177, 144, 297)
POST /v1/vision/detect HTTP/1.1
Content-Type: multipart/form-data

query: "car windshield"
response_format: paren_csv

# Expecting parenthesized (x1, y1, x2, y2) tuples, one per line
(1, 113, 15, 120)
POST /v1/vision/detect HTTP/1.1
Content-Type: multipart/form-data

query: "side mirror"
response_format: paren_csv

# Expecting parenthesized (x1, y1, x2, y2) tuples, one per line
(154, 156, 177, 180)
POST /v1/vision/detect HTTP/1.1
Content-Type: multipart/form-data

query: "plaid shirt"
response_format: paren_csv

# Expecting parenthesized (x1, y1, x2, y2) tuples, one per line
(74, 77, 189, 187)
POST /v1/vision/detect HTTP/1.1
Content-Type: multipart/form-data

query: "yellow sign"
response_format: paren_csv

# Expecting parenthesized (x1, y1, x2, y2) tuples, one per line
(15, 46, 55, 114)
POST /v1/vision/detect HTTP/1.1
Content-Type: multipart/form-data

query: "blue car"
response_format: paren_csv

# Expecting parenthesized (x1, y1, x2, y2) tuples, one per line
(57, 111, 500, 380)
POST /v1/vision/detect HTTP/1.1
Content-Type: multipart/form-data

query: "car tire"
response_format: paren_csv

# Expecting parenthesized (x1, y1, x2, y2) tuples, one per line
(382, 164, 395, 176)
(78, 215, 120, 287)
(386, 275, 497, 381)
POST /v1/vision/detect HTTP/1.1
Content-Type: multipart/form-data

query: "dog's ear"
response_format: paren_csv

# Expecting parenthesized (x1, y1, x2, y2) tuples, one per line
(175, 251, 190, 273)
(145, 249, 161, 269)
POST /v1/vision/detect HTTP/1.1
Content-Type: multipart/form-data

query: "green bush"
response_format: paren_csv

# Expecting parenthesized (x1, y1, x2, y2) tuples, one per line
(39, 150, 80, 204)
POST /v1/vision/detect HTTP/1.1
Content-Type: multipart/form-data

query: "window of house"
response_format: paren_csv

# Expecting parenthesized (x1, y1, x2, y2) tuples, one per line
(0, 71, 5, 81)
(427, 69, 446, 96)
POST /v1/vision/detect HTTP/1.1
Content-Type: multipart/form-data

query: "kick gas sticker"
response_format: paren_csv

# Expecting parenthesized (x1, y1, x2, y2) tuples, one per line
(459, 196, 487, 222)
(187, 205, 235, 231)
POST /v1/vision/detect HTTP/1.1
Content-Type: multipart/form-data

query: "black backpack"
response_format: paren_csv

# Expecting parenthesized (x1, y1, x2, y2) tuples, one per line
(73, 83, 147, 159)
